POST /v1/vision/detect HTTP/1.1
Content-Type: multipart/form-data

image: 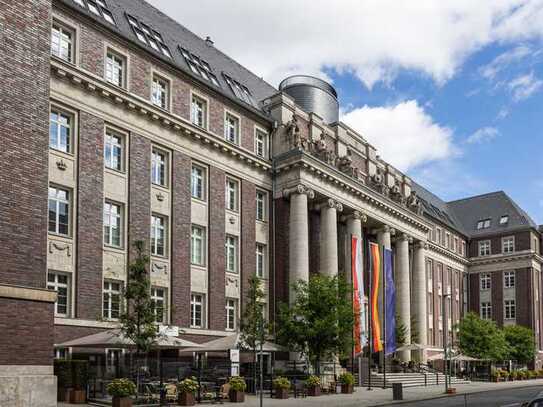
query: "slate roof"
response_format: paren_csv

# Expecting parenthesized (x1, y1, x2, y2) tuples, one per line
(57, 0, 278, 118)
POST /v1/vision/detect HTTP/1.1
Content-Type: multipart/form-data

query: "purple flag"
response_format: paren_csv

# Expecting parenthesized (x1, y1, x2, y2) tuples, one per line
(384, 248, 396, 355)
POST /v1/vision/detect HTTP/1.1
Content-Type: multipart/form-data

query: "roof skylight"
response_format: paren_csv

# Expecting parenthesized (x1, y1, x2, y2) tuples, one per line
(71, 0, 116, 25)
(178, 47, 220, 87)
(125, 14, 172, 59)
(223, 73, 257, 107)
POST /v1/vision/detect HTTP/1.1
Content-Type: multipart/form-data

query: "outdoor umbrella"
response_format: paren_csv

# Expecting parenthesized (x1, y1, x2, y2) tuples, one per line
(180, 332, 285, 353)
(450, 354, 478, 361)
(395, 343, 428, 352)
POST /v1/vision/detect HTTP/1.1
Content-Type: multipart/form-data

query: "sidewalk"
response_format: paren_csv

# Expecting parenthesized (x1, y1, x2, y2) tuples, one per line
(59, 379, 543, 407)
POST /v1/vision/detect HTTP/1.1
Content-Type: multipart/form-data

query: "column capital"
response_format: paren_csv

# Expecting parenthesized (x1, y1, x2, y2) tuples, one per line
(396, 233, 413, 243)
(342, 210, 367, 223)
(283, 184, 315, 199)
(414, 240, 429, 250)
(371, 224, 396, 236)
(318, 198, 343, 212)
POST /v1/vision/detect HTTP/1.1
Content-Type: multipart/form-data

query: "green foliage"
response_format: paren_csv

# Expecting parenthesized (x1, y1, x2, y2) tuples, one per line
(178, 377, 199, 394)
(54, 359, 73, 389)
(457, 312, 508, 360)
(273, 377, 291, 390)
(503, 325, 535, 364)
(305, 375, 321, 387)
(107, 378, 136, 397)
(71, 360, 89, 390)
(228, 376, 247, 392)
(276, 275, 354, 370)
(119, 240, 158, 354)
(338, 372, 354, 385)
(239, 275, 268, 351)
(395, 314, 407, 347)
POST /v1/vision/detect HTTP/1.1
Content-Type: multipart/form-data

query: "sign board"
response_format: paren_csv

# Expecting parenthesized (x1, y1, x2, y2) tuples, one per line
(230, 349, 240, 363)
(159, 325, 179, 337)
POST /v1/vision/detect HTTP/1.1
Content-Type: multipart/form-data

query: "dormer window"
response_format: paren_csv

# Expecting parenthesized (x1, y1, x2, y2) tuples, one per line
(500, 215, 509, 225)
(476, 219, 491, 230)
(126, 14, 171, 58)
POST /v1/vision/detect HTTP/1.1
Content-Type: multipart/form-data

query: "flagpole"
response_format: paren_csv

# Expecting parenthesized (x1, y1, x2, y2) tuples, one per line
(382, 244, 387, 389)
(351, 234, 355, 377)
(367, 238, 373, 391)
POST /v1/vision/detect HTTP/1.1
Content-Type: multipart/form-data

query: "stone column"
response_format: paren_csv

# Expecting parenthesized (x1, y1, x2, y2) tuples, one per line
(396, 233, 412, 361)
(376, 225, 394, 250)
(344, 211, 366, 287)
(285, 184, 314, 304)
(412, 241, 428, 352)
(319, 198, 343, 277)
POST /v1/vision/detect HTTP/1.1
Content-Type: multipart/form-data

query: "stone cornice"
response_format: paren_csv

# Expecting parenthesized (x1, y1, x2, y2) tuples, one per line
(468, 250, 542, 267)
(275, 150, 432, 233)
(0, 284, 57, 303)
(427, 242, 470, 266)
(50, 58, 272, 175)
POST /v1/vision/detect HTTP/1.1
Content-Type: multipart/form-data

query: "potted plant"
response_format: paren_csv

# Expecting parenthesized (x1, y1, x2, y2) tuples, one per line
(54, 359, 73, 402)
(177, 377, 198, 406)
(228, 376, 247, 403)
(306, 375, 321, 397)
(107, 378, 136, 407)
(273, 376, 291, 399)
(339, 372, 354, 394)
(70, 360, 88, 404)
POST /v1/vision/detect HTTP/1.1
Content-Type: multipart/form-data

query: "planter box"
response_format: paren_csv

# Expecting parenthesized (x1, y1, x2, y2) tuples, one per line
(308, 386, 321, 397)
(275, 388, 289, 399)
(446, 388, 457, 395)
(341, 384, 353, 394)
(69, 389, 86, 404)
(57, 387, 71, 402)
(112, 396, 132, 407)
(178, 392, 195, 406)
(229, 390, 245, 403)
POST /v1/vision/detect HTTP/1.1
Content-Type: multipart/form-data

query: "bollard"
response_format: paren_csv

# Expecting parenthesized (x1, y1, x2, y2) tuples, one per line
(392, 383, 403, 400)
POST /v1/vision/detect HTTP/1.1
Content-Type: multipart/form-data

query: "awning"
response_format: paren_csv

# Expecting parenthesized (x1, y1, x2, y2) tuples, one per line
(181, 332, 285, 353)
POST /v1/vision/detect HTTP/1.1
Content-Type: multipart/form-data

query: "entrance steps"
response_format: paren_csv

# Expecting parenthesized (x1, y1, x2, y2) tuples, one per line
(362, 372, 470, 388)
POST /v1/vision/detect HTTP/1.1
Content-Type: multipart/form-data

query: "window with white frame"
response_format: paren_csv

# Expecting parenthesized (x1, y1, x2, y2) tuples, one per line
(224, 113, 239, 144)
(105, 50, 125, 88)
(477, 219, 491, 230)
(504, 271, 515, 288)
(480, 302, 492, 320)
(55, 347, 70, 359)
(461, 241, 466, 256)
(255, 129, 267, 158)
(225, 235, 238, 273)
(256, 243, 266, 278)
(49, 108, 72, 153)
(256, 190, 266, 221)
(190, 293, 204, 328)
(502, 236, 515, 254)
(104, 130, 123, 171)
(436, 228, 442, 246)
(480, 273, 491, 290)
(226, 299, 237, 331)
(103, 201, 122, 247)
(191, 165, 206, 200)
(478, 240, 491, 256)
(151, 74, 169, 109)
(191, 225, 206, 266)
(151, 214, 167, 256)
(151, 287, 167, 323)
(47, 272, 70, 317)
(103, 280, 122, 320)
(151, 148, 168, 187)
(500, 215, 509, 225)
(48, 186, 70, 236)
(505, 300, 516, 319)
(105, 348, 122, 376)
(225, 178, 239, 211)
(51, 22, 74, 62)
(191, 95, 207, 128)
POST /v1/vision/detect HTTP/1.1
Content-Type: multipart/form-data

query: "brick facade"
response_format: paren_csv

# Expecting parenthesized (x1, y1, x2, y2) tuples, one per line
(273, 199, 289, 320)
(516, 267, 533, 327)
(241, 179, 256, 311)
(491, 271, 503, 326)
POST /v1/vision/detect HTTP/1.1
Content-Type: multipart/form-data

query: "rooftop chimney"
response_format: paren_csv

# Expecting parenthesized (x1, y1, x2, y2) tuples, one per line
(205, 36, 214, 46)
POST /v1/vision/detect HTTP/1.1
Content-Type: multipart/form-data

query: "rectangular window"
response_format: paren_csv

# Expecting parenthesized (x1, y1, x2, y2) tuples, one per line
(225, 235, 238, 273)
(191, 225, 206, 266)
(436, 228, 442, 246)
(500, 215, 509, 225)
(51, 22, 74, 62)
(151, 75, 169, 109)
(105, 50, 125, 88)
(48, 186, 70, 236)
(55, 348, 69, 359)
(47, 272, 70, 317)
(191, 165, 206, 200)
(151, 148, 168, 187)
(104, 130, 123, 171)
(103, 280, 122, 320)
(49, 108, 72, 153)
(255, 129, 267, 158)
(151, 287, 167, 324)
(224, 113, 239, 144)
(502, 236, 515, 254)
(151, 215, 167, 256)
(477, 219, 491, 229)
(505, 300, 516, 320)
(478, 240, 491, 256)
(191, 95, 207, 128)
(480, 273, 491, 290)
(226, 299, 236, 331)
(103, 201, 122, 247)
(461, 241, 466, 256)
(190, 293, 204, 328)
(480, 302, 491, 320)
(256, 244, 266, 278)
(225, 178, 239, 211)
(256, 190, 266, 221)
(504, 271, 515, 288)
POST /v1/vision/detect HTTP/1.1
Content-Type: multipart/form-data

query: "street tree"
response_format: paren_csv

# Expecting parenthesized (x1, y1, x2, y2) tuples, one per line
(503, 325, 535, 364)
(457, 312, 508, 360)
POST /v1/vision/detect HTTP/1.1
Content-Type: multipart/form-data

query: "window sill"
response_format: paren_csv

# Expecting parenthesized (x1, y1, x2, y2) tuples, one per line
(50, 148, 75, 158)
(104, 244, 125, 253)
(191, 196, 208, 204)
(104, 167, 127, 177)
(152, 183, 170, 192)
(48, 232, 72, 241)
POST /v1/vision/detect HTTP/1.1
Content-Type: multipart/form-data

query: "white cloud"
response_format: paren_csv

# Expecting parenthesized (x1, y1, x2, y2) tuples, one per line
(148, 0, 543, 89)
(466, 126, 500, 144)
(496, 107, 510, 120)
(341, 100, 454, 172)
(508, 71, 543, 101)
(479, 45, 531, 80)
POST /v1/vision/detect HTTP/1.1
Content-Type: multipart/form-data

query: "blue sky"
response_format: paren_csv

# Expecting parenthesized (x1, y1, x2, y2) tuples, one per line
(149, 0, 543, 224)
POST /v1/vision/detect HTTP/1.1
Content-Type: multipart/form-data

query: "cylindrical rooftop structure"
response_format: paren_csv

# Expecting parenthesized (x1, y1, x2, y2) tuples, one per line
(279, 75, 339, 124)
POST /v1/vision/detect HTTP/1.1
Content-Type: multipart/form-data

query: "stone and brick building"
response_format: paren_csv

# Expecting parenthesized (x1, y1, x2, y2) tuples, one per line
(1, 0, 542, 403)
